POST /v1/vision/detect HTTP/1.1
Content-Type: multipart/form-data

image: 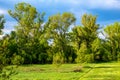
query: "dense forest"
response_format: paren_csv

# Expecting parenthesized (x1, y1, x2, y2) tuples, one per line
(0, 2, 120, 67)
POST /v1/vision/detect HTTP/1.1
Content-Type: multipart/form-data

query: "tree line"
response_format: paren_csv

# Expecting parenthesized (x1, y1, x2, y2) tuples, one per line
(0, 2, 120, 66)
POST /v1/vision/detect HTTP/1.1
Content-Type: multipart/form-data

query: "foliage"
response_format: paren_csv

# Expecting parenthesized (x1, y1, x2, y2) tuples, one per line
(73, 14, 99, 63)
(8, 2, 49, 64)
(0, 15, 18, 80)
(0, 66, 17, 80)
(46, 12, 76, 63)
(104, 22, 120, 61)
(11, 54, 24, 65)
(0, 2, 120, 66)
(0, 15, 5, 34)
(53, 52, 64, 68)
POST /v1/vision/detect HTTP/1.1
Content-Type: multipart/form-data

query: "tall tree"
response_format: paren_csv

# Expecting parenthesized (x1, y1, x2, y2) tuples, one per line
(0, 15, 5, 72)
(91, 38, 111, 62)
(104, 22, 120, 61)
(46, 12, 76, 63)
(73, 14, 99, 63)
(8, 2, 48, 64)
(0, 15, 5, 34)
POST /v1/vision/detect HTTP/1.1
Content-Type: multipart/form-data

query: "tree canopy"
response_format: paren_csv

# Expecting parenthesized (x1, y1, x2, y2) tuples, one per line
(0, 2, 120, 66)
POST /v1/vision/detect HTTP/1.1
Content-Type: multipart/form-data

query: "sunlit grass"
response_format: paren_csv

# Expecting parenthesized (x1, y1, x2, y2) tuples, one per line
(10, 62, 120, 80)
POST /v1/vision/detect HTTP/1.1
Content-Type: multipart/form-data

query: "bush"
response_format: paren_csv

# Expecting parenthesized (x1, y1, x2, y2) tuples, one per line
(85, 54, 94, 63)
(53, 52, 64, 68)
(117, 52, 120, 61)
(0, 66, 18, 80)
(11, 54, 24, 65)
(73, 66, 83, 72)
(38, 53, 48, 64)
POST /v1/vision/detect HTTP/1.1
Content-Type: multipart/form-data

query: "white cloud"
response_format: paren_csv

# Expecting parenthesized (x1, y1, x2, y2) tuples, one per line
(5, 21, 16, 28)
(2, 29, 13, 34)
(99, 19, 120, 26)
(3, 21, 16, 34)
(70, 9, 89, 17)
(2, 0, 120, 10)
(54, 0, 80, 4)
(49, 0, 120, 9)
(0, 8, 7, 15)
(98, 32, 106, 39)
(87, 0, 120, 9)
(0, 35, 4, 39)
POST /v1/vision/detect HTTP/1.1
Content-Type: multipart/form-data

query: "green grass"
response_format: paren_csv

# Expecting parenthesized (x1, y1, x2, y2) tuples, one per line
(10, 62, 120, 80)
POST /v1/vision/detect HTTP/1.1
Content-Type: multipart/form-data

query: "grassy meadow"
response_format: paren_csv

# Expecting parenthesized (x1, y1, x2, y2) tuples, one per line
(9, 62, 120, 80)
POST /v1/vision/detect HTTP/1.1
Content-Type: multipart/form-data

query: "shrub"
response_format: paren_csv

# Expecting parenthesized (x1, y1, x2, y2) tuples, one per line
(11, 54, 24, 65)
(53, 52, 64, 68)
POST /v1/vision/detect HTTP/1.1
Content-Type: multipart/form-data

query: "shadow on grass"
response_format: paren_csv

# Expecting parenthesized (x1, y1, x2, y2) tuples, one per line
(94, 66, 120, 68)
(83, 66, 93, 68)
(95, 66, 112, 68)
(84, 65, 120, 68)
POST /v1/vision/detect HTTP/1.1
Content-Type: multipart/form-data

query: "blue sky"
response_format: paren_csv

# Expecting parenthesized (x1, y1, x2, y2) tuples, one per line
(0, 0, 120, 34)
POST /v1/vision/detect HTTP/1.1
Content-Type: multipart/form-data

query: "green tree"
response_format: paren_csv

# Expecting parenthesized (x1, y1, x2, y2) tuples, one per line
(0, 15, 5, 72)
(8, 2, 48, 64)
(73, 14, 99, 63)
(91, 38, 111, 62)
(0, 15, 17, 80)
(0, 15, 5, 34)
(75, 42, 87, 63)
(104, 22, 120, 61)
(46, 12, 76, 63)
